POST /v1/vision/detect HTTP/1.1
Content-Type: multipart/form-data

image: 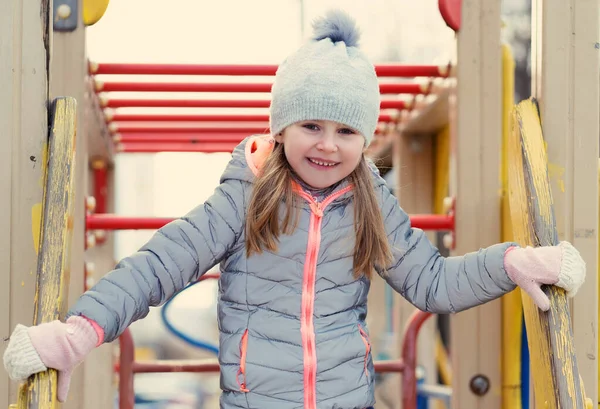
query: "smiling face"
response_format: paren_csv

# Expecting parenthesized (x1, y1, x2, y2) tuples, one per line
(274, 120, 366, 189)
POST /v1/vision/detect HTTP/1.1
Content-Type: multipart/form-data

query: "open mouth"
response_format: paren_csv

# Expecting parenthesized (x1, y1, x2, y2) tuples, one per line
(307, 157, 340, 168)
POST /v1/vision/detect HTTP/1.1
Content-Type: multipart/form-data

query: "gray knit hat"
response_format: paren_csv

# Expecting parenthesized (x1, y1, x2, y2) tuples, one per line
(269, 9, 380, 146)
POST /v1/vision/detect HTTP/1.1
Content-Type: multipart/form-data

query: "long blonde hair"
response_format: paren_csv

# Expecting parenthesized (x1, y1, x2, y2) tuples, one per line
(246, 142, 392, 279)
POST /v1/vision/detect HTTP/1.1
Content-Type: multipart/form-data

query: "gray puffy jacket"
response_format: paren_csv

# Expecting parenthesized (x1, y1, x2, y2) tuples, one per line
(68, 136, 516, 409)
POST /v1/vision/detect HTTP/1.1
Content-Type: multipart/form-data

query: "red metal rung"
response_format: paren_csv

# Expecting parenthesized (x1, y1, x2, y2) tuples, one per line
(401, 310, 434, 409)
(107, 113, 396, 123)
(91, 159, 108, 214)
(87, 214, 454, 231)
(115, 134, 247, 144)
(109, 113, 269, 122)
(96, 81, 427, 95)
(133, 360, 220, 374)
(87, 216, 176, 229)
(129, 358, 403, 375)
(103, 98, 271, 109)
(112, 125, 270, 134)
(102, 98, 408, 110)
(115, 132, 387, 145)
(111, 125, 384, 135)
(116, 142, 237, 153)
(409, 214, 454, 231)
(89, 62, 448, 78)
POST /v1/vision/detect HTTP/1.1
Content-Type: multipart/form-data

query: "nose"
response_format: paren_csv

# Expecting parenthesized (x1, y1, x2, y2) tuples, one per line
(316, 130, 338, 153)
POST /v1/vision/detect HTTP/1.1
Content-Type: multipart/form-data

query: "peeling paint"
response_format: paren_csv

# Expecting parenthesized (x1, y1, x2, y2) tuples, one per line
(20, 98, 78, 408)
(32, 202, 43, 255)
(507, 98, 587, 407)
(547, 162, 566, 193)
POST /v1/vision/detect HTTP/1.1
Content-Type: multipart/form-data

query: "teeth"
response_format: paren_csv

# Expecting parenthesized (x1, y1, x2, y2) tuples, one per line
(309, 158, 337, 167)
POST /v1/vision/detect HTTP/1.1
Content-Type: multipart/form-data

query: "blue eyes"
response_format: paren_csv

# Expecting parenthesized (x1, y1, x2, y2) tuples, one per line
(301, 123, 356, 135)
(302, 123, 319, 131)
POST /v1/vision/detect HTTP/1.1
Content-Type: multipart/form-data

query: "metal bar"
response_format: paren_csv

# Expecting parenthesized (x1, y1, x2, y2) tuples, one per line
(401, 310, 434, 409)
(134, 360, 220, 373)
(108, 113, 270, 122)
(115, 142, 238, 153)
(89, 61, 449, 78)
(95, 80, 428, 95)
(409, 214, 454, 231)
(86, 214, 455, 231)
(106, 113, 396, 123)
(91, 158, 108, 214)
(111, 125, 385, 135)
(87, 215, 176, 229)
(101, 98, 409, 110)
(115, 134, 247, 144)
(118, 328, 136, 409)
(112, 125, 270, 134)
(374, 360, 406, 373)
(130, 358, 404, 374)
(416, 383, 452, 401)
(114, 131, 384, 146)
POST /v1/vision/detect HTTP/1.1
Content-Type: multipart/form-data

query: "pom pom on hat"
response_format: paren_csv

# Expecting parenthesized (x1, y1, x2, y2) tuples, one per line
(311, 9, 361, 47)
(269, 9, 380, 146)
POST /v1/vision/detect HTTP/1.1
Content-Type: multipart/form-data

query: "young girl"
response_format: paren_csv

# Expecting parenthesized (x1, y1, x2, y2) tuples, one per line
(4, 9, 585, 409)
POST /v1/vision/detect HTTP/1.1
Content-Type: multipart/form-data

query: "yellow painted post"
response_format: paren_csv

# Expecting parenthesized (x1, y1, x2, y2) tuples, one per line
(18, 98, 78, 409)
(507, 97, 591, 408)
(433, 125, 450, 216)
(500, 43, 522, 409)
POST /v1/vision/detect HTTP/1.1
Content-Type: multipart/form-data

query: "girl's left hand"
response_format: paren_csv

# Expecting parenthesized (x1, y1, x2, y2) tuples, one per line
(504, 241, 586, 311)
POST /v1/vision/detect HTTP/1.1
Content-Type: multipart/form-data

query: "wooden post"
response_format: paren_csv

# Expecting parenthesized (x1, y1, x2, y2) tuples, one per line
(397, 94, 453, 393)
(25, 97, 78, 409)
(508, 97, 591, 408)
(499, 42, 524, 409)
(49, 2, 88, 407)
(364, 90, 449, 407)
(367, 87, 450, 408)
(81, 162, 116, 409)
(450, 0, 504, 407)
(393, 128, 436, 407)
(80, 57, 117, 409)
(531, 0, 599, 403)
(50, 2, 115, 407)
(0, 1, 52, 407)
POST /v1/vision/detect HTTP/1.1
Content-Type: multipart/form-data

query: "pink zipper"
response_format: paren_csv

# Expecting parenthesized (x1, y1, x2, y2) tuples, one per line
(358, 325, 371, 378)
(237, 329, 249, 392)
(294, 183, 353, 409)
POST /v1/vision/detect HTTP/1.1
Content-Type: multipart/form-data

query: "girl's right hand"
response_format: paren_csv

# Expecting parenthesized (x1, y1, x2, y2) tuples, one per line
(3, 315, 100, 402)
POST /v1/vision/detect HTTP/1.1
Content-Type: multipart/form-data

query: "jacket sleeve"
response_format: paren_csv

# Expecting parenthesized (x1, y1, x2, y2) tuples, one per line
(66, 179, 246, 342)
(377, 185, 517, 314)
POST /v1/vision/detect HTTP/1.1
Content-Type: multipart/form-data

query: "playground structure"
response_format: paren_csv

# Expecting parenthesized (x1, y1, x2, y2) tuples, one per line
(1, 1, 599, 409)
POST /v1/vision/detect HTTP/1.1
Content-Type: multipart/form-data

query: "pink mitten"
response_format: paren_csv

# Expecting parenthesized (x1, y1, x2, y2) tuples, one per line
(3, 315, 103, 402)
(504, 241, 586, 311)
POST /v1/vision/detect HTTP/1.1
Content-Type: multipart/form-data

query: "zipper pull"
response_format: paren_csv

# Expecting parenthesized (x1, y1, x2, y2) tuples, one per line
(309, 202, 323, 218)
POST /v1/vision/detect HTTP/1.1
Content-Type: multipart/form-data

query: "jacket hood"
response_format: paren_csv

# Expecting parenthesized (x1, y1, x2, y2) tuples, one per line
(220, 135, 387, 190)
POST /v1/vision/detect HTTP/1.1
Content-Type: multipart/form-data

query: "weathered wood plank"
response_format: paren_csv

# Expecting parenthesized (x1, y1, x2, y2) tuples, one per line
(507, 97, 590, 408)
(1, 1, 52, 406)
(22, 97, 78, 409)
